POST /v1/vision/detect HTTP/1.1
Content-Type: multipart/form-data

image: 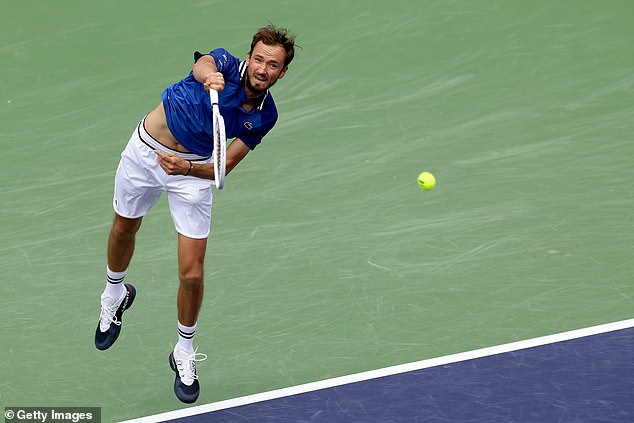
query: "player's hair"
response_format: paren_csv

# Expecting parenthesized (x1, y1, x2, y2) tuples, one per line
(250, 24, 296, 67)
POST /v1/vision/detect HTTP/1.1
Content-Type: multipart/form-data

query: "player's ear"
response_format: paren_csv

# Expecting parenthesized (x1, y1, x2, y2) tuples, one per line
(278, 66, 288, 79)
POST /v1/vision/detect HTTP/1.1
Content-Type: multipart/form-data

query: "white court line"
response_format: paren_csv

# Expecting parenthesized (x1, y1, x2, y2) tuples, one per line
(119, 318, 634, 423)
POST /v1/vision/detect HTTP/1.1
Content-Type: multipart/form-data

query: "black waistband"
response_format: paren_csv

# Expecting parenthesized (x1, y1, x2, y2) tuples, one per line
(136, 117, 212, 162)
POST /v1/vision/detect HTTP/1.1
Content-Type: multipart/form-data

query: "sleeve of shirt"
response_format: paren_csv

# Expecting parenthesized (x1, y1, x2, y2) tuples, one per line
(193, 50, 206, 63)
(193, 48, 237, 75)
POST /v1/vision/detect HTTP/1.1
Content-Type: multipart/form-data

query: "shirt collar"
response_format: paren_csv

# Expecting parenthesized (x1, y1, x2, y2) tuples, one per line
(239, 60, 268, 111)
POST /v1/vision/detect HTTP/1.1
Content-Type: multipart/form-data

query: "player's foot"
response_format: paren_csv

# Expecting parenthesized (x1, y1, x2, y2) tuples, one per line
(95, 284, 136, 350)
(169, 346, 207, 403)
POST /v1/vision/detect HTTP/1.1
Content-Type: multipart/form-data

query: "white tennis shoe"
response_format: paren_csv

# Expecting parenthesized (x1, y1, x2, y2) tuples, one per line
(95, 284, 136, 350)
(169, 346, 208, 403)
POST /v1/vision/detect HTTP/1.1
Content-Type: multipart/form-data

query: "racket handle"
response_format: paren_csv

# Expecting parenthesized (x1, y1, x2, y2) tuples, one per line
(209, 89, 219, 105)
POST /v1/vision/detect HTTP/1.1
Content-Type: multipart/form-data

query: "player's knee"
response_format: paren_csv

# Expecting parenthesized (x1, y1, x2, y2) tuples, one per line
(111, 215, 142, 240)
(179, 269, 204, 289)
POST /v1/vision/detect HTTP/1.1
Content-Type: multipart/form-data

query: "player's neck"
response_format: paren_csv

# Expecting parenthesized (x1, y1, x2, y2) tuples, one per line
(243, 84, 265, 112)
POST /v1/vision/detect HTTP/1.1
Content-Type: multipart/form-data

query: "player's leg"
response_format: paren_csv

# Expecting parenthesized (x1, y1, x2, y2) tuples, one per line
(166, 171, 212, 403)
(95, 214, 142, 350)
(169, 234, 209, 403)
(108, 213, 143, 273)
(176, 234, 207, 327)
(96, 120, 164, 350)
(166, 164, 213, 331)
(102, 214, 142, 307)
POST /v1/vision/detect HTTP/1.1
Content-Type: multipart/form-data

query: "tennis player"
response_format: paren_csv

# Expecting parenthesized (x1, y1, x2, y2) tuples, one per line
(94, 24, 296, 404)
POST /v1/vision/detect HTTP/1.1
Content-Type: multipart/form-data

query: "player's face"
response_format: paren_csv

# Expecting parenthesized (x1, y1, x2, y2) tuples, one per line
(245, 41, 288, 95)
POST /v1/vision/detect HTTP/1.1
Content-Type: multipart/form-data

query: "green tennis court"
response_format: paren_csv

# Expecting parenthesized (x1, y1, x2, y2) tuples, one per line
(1, 1, 632, 422)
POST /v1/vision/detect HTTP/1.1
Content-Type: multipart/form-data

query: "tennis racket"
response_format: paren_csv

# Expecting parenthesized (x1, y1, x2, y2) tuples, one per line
(209, 89, 226, 189)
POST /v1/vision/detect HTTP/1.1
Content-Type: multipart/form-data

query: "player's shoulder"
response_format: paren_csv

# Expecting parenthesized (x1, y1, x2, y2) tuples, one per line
(212, 48, 240, 72)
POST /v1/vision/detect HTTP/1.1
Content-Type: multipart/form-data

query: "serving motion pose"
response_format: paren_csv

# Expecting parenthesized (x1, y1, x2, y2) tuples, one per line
(94, 24, 296, 403)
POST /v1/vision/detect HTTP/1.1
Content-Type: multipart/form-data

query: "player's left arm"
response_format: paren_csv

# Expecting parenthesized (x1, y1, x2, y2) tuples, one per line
(155, 138, 250, 180)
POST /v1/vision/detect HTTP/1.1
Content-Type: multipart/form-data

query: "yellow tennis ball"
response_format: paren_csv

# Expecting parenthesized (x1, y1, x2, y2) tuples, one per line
(417, 171, 436, 191)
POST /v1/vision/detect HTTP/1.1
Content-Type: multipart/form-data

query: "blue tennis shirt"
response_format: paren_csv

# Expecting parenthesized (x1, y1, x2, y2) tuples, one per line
(161, 48, 278, 157)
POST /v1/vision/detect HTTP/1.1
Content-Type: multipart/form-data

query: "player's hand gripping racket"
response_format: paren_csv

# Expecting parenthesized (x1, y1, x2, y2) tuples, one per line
(209, 89, 226, 189)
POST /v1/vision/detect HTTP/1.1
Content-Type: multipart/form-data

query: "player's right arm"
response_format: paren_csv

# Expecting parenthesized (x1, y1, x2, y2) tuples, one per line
(193, 55, 225, 92)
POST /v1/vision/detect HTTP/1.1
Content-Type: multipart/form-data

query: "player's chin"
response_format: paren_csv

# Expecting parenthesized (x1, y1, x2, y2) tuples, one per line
(251, 77, 270, 91)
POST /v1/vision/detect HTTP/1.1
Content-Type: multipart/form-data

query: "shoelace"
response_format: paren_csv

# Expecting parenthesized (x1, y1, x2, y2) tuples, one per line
(174, 348, 208, 385)
(99, 296, 123, 331)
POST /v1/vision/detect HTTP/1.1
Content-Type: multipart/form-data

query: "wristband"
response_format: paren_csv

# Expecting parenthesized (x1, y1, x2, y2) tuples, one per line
(184, 161, 193, 176)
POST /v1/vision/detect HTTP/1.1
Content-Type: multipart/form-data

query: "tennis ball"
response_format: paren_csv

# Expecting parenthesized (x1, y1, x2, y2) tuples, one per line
(417, 171, 436, 191)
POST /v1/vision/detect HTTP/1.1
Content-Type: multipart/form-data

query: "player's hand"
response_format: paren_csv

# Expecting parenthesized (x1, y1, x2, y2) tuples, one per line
(204, 71, 225, 93)
(155, 150, 190, 175)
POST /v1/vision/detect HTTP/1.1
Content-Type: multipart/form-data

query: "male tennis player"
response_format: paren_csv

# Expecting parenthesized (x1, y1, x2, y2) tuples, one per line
(94, 24, 296, 403)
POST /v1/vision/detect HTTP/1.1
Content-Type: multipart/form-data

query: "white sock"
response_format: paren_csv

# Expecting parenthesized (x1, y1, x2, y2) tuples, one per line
(103, 267, 127, 299)
(176, 321, 197, 352)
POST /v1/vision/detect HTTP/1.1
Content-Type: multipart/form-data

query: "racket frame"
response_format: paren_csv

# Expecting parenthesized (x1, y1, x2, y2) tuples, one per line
(209, 89, 227, 189)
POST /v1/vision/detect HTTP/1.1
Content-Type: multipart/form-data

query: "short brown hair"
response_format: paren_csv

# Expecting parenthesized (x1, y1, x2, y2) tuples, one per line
(250, 24, 296, 67)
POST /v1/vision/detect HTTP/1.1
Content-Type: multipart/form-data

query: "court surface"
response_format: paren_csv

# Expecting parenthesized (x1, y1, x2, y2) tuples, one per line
(1, 1, 633, 422)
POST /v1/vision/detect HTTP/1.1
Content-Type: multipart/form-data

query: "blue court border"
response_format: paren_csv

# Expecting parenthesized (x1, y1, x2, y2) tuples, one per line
(120, 319, 634, 423)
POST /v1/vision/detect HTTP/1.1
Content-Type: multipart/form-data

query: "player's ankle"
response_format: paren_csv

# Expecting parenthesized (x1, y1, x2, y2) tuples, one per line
(176, 321, 197, 352)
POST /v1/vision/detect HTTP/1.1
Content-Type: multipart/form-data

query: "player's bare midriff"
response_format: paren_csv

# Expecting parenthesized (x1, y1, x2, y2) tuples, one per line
(144, 102, 191, 153)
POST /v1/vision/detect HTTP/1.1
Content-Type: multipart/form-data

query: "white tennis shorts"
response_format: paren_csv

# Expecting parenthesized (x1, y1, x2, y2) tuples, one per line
(113, 118, 214, 239)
